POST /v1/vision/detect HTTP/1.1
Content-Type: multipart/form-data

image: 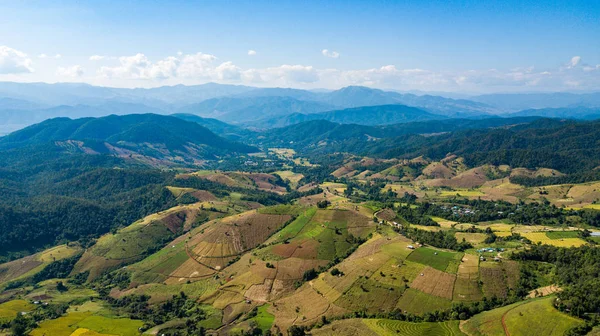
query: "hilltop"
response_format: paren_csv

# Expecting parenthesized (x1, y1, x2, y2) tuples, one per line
(0, 114, 257, 166)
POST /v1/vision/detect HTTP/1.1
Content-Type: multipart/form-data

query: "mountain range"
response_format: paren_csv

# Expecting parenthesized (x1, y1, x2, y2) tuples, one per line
(1, 82, 600, 135)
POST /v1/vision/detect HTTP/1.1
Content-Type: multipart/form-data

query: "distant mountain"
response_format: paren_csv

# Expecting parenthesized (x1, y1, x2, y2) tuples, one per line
(233, 87, 322, 101)
(0, 114, 257, 166)
(508, 107, 600, 120)
(3, 81, 600, 126)
(252, 116, 545, 149)
(177, 96, 336, 123)
(0, 97, 47, 110)
(171, 113, 253, 140)
(314, 86, 497, 117)
(0, 102, 167, 135)
(472, 92, 600, 111)
(0, 81, 254, 108)
(248, 104, 445, 128)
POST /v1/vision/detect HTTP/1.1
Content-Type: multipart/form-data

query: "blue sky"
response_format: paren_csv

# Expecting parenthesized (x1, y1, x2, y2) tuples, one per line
(0, 0, 598, 93)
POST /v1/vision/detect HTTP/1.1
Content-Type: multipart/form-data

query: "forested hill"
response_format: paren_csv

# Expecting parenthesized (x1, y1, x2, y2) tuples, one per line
(382, 119, 600, 173)
(0, 114, 257, 164)
(252, 116, 544, 148)
(171, 113, 252, 141)
(248, 104, 445, 128)
(254, 117, 600, 174)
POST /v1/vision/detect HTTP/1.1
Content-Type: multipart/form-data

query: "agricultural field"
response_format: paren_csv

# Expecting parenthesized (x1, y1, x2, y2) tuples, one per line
(71, 201, 237, 280)
(406, 247, 463, 272)
(453, 254, 482, 302)
(334, 277, 404, 313)
(463, 296, 583, 336)
(30, 312, 143, 336)
(521, 232, 587, 247)
(410, 267, 456, 300)
(273, 170, 304, 189)
(0, 244, 81, 287)
(439, 189, 486, 197)
(0, 300, 35, 323)
(311, 318, 464, 335)
(455, 232, 487, 245)
(396, 288, 453, 315)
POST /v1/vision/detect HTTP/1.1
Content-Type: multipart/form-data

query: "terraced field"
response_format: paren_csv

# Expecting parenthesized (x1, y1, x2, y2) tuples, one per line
(0, 300, 35, 323)
(0, 244, 81, 287)
(366, 319, 464, 336)
(30, 312, 143, 336)
(396, 288, 453, 315)
(463, 296, 583, 336)
(72, 202, 231, 280)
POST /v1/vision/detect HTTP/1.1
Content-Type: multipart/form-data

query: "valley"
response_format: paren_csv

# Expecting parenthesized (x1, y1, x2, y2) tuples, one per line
(2, 130, 600, 335)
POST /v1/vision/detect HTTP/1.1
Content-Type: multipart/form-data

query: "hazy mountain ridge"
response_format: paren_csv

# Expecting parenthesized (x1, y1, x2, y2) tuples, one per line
(247, 104, 446, 128)
(1, 82, 600, 135)
(176, 96, 337, 123)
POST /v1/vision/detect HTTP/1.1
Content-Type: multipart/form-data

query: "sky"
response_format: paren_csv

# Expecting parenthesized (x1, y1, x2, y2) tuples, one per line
(0, 0, 599, 93)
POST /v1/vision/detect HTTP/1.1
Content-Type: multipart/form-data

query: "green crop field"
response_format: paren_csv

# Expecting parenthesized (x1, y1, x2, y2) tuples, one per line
(407, 247, 462, 272)
(463, 297, 583, 336)
(0, 300, 35, 322)
(462, 300, 525, 336)
(31, 312, 143, 336)
(335, 277, 404, 313)
(396, 288, 452, 315)
(364, 319, 464, 336)
(74, 315, 144, 336)
(249, 304, 275, 331)
(545, 231, 581, 239)
(381, 242, 416, 260)
(503, 296, 583, 336)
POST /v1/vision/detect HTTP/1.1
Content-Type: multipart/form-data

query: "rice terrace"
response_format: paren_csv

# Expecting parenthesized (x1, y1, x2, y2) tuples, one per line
(1, 1, 600, 335)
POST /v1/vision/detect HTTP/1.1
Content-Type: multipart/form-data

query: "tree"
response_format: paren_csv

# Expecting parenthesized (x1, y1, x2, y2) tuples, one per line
(287, 325, 306, 336)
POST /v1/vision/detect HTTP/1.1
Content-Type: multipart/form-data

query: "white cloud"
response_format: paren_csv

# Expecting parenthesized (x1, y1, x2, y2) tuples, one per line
(56, 65, 84, 78)
(215, 61, 241, 80)
(54, 54, 62, 59)
(247, 50, 257, 56)
(98, 52, 222, 80)
(89, 55, 106, 61)
(177, 51, 183, 56)
(0, 46, 34, 74)
(322, 49, 340, 58)
(176, 52, 218, 78)
(570, 56, 581, 67)
(86, 53, 600, 92)
(259, 64, 319, 83)
(38, 53, 48, 59)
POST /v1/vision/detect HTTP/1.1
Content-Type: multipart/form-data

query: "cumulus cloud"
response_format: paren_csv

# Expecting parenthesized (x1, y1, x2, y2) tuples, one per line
(38, 54, 48, 59)
(89, 55, 106, 61)
(98, 52, 222, 80)
(322, 49, 340, 58)
(54, 54, 62, 59)
(260, 64, 319, 83)
(56, 65, 84, 78)
(247, 50, 257, 56)
(570, 56, 581, 67)
(215, 61, 241, 80)
(86, 53, 600, 92)
(0, 46, 34, 74)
